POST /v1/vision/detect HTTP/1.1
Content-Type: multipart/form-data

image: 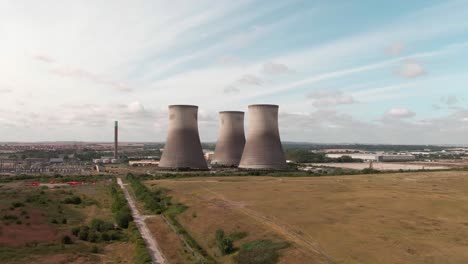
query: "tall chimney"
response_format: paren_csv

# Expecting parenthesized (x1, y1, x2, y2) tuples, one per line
(159, 105, 208, 169)
(114, 121, 118, 159)
(239, 104, 287, 169)
(213, 111, 245, 166)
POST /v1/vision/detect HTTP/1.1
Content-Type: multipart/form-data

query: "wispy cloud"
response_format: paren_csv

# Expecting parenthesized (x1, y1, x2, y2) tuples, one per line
(262, 62, 290, 75)
(307, 90, 356, 109)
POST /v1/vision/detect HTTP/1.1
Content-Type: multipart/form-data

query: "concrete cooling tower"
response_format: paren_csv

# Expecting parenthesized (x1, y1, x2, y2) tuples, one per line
(239, 104, 287, 169)
(159, 105, 208, 170)
(212, 111, 246, 166)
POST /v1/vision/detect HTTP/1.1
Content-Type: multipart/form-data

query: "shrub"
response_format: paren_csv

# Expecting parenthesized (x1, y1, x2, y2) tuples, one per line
(90, 218, 114, 232)
(218, 237, 234, 255)
(235, 240, 289, 264)
(63, 196, 82, 205)
(215, 229, 234, 255)
(2, 215, 18, 221)
(108, 230, 121, 241)
(88, 231, 99, 243)
(62, 218, 67, 224)
(115, 210, 132, 228)
(100, 232, 111, 241)
(51, 218, 58, 224)
(78, 227, 90, 241)
(12, 202, 25, 208)
(71, 227, 80, 236)
(61, 235, 73, 244)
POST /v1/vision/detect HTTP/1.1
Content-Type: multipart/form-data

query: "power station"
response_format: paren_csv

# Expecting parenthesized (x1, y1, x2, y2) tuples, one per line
(212, 111, 246, 166)
(239, 104, 287, 169)
(159, 105, 208, 170)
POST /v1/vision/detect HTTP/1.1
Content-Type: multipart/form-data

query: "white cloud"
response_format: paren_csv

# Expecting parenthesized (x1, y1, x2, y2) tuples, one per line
(398, 61, 425, 78)
(127, 101, 146, 113)
(384, 107, 416, 119)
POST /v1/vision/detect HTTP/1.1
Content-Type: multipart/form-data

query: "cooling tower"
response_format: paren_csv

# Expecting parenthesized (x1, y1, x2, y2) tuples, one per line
(212, 111, 246, 166)
(239, 104, 287, 169)
(159, 105, 208, 170)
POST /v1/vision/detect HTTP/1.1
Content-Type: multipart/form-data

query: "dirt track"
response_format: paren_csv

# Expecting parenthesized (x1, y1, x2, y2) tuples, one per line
(117, 177, 167, 264)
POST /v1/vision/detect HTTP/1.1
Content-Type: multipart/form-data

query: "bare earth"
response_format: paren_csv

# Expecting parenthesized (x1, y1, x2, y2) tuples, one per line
(149, 171, 468, 264)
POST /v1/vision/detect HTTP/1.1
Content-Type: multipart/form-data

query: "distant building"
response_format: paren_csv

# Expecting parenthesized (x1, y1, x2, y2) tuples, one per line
(326, 153, 417, 162)
(326, 153, 379, 161)
(378, 154, 416, 162)
(129, 160, 159, 166)
(49, 158, 64, 163)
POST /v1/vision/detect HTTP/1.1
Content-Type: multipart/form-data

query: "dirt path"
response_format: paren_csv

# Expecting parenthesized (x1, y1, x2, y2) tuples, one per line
(117, 177, 168, 264)
(202, 186, 335, 263)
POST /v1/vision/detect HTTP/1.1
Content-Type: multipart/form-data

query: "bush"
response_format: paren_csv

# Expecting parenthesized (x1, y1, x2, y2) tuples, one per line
(90, 218, 114, 232)
(71, 227, 80, 236)
(219, 237, 234, 255)
(115, 210, 132, 228)
(61, 235, 73, 244)
(63, 196, 82, 205)
(235, 240, 289, 264)
(110, 184, 133, 229)
(12, 202, 25, 208)
(100, 232, 111, 241)
(2, 215, 18, 221)
(78, 227, 90, 241)
(88, 231, 99, 243)
(215, 229, 234, 255)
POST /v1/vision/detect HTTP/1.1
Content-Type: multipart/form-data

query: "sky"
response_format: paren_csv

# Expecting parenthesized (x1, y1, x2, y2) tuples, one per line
(1, 0, 468, 144)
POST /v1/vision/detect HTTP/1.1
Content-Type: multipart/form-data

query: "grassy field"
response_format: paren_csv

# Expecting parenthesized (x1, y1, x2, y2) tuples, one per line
(148, 170, 468, 264)
(0, 180, 136, 264)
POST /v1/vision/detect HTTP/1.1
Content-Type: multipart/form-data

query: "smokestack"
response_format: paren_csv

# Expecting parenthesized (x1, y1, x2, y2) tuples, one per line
(239, 104, 287, 169)
(159, 105, 208, 169)
(114, 121, 118, 159)
(212, 111, 245, 166)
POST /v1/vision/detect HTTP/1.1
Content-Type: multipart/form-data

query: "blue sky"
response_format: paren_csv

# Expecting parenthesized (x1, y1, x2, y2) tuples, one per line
(1, 0, 468, 144)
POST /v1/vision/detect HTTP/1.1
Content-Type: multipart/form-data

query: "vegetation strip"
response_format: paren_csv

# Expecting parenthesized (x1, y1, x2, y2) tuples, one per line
(117, 177, 168, 264)
(126, 174, 216, 263)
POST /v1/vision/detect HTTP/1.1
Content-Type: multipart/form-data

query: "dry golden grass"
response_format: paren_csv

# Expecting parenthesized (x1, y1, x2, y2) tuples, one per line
(148, 171, 468, 264)
(146, 215, 197, 264)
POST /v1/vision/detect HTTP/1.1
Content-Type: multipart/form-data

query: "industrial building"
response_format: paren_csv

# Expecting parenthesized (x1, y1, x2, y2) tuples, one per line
(159, 105, 208, 170)
(325, 153, 416, 162)
(326, 153, 379, 161)
(378, 154, 416, 162)
(212, 111, 246, 166)
(239, 104, 287, 169)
